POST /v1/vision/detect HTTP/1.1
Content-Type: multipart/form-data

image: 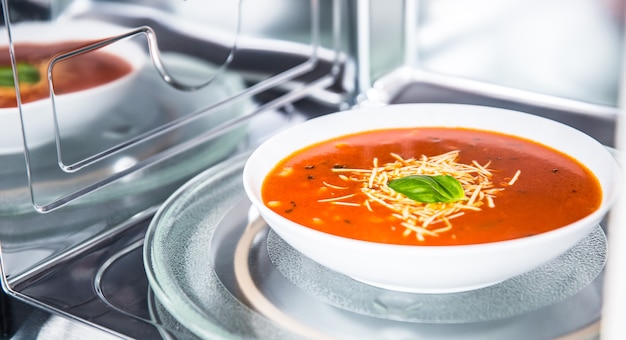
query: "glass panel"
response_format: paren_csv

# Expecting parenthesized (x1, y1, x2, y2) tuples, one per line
(0, 0, 352, 281)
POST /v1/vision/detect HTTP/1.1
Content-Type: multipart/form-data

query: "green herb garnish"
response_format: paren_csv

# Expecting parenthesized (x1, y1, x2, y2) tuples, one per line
(0, 62, 40, 87)
(388, 175, 466, 203)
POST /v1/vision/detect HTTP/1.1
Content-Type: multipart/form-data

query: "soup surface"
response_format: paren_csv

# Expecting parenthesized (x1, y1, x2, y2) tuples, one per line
(0, 41, 133, 107)
(262, 127, 602, 246)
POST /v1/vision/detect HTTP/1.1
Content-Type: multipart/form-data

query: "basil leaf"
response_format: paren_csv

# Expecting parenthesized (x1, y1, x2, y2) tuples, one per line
(0, 62, 41, 87)
(388, 175, 466, 203)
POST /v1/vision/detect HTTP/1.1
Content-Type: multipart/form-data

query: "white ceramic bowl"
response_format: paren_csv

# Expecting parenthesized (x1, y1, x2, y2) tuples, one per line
(0, 20, 146, 153)
(243, 103, 621, 293)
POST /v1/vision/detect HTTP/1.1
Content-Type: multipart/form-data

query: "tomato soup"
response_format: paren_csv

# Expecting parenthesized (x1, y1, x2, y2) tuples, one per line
(0, 41, 134, 107)
(261, 127, 602, 246)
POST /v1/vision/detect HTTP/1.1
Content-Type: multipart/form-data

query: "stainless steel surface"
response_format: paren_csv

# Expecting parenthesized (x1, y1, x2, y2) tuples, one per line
(365, 68, 618, 146)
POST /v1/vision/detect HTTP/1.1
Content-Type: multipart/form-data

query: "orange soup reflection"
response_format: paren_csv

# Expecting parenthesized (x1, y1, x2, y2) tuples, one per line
(0, 41, 133, 107)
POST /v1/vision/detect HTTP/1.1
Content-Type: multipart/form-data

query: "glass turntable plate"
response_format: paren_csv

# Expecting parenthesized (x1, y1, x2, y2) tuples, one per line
(144, 152, 606, 340)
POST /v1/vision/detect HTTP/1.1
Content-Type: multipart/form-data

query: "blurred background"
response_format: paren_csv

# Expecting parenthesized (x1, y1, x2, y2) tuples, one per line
(45, 0, 625, 107)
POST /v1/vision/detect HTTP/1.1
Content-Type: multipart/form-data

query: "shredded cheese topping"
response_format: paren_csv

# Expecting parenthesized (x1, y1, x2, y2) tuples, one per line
(320, 150, 520, 241)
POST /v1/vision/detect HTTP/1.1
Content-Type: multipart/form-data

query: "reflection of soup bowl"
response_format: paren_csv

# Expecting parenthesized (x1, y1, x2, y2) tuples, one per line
(243, 104, 620, 293)
(0, 20, 146, 153)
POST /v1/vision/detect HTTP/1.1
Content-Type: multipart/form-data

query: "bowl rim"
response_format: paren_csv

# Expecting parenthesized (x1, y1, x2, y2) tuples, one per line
(243, 103, 621, 250)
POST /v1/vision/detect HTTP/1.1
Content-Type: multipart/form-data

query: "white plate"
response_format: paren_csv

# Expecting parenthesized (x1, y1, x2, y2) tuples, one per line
(243, 103, 620, 293)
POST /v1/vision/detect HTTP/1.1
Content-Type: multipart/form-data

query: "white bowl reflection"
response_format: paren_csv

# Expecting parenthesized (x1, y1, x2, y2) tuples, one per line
(243, 104, 620, 293)
(0, 20, 146, 154)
